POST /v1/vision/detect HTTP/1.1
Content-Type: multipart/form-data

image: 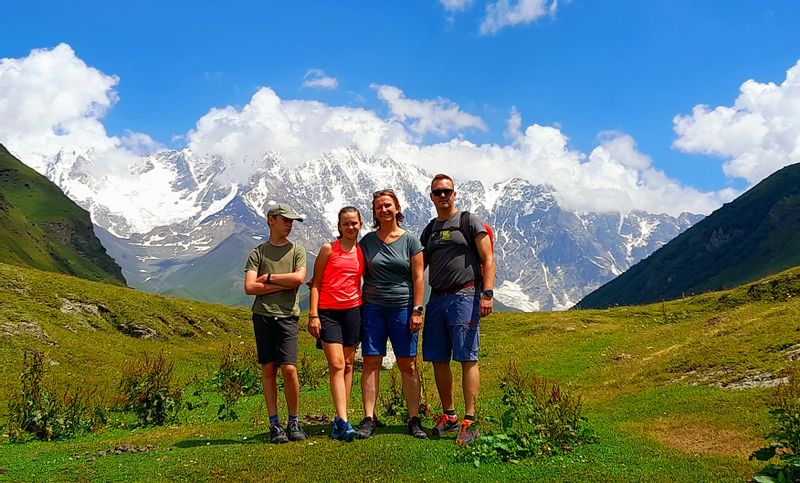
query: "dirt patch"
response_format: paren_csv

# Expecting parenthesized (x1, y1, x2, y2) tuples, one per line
(117, 323, 159, 339)
(59, 298, 110, 318)
(76, 444, 156, 462)
(705, 316, 728, 327)
(716, 372, 787, 390)
(641, 344, 682, 363)
(301, 414, 331, 425)
(0, 320, 54, 344)
(636, 418, 760, 457)
(785, 344, 800, 361)
(672, 368, 787, 389)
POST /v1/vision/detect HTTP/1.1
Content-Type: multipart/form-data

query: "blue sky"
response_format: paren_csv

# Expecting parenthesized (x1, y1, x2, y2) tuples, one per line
(3, 1, 800, 215)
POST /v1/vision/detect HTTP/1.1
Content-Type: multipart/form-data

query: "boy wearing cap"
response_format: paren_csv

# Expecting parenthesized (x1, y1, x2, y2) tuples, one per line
(244, 204, 308, 444)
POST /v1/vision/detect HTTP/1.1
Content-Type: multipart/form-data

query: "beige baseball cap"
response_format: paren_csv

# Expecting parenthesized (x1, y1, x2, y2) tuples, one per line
(267, 203, 304, 221)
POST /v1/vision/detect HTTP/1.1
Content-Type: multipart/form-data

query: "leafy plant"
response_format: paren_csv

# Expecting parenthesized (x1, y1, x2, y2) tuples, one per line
(750, 365, 800, 482)
(116, 350, 182, 426)
(298, 350, 326, 390)
(380, 366, 407, 420)
(6, 349, 97, 441)
(459, 362, 594, 467)
(212, 342, 261, 420)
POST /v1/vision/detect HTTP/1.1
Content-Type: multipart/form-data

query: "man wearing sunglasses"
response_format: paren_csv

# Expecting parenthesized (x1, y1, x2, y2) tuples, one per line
(421, 173, 495, 446)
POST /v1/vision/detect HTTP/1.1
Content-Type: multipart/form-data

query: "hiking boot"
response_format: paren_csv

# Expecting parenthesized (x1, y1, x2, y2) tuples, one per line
(455, 419, 478, 446)
(431, 413, 459, 437)
(286, 420, 307, 441)
(407, 416, 427, 439)
(270, 423, 289, 444)
(330, 419, 357, 442)
(355, 416, 377, 439)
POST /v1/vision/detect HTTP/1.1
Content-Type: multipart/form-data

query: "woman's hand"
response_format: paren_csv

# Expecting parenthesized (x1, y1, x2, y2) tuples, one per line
(410, 311, 423, 333)
(307, 316, 321, 338)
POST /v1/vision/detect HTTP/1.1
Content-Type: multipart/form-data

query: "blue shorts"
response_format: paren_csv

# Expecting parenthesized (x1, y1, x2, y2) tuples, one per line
(361, 303, 418, 357)
(422, 294, 480, 362)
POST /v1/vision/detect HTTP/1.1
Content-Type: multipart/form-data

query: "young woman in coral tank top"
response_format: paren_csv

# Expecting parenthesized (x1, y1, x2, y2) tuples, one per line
(307, 206, 364, 441)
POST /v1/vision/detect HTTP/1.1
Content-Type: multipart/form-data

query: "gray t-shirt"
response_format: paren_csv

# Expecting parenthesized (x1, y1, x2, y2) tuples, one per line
(360, 231, 423, 307)
(244, 241, 306, 317)
(422, 211, 487, 291)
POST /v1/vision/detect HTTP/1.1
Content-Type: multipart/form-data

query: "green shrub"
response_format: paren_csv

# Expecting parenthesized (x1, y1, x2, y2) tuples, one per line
(298, 351, 326, 390)
(212, 342, 261, 421)
(750, 365, 800, 482)
(6, 349, 97, 441)
(380, 366, 407, 420)
(116, 350, 182, 426)
(460, 362, 594, 467)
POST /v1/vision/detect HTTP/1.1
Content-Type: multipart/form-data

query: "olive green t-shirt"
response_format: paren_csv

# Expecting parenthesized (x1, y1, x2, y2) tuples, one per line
(244, 241, 306, 317)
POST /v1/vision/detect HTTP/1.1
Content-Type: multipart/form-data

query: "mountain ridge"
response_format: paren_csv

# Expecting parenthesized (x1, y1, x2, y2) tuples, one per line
(0, 144, 125, 285)
(29, 146, 700, 310)
(576, 162, 800, 309)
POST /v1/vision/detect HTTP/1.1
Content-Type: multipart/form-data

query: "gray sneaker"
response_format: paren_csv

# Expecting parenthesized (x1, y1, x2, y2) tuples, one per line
(270, 423, 289, 444)
(355, 416, 377, 439)
(407, 416, 427, 439)
(286, 420, 307, 441)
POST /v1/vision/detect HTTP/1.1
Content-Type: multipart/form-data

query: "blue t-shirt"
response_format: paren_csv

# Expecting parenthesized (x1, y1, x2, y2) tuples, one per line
(360, 231, 423, 307)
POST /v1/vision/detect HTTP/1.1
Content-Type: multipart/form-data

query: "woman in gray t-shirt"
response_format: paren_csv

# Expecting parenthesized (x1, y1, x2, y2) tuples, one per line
(354, 189, 427, 439)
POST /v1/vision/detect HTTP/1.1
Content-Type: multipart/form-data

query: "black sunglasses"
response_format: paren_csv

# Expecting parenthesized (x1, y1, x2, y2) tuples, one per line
(373, 189, 396, 197)
(431, 189, 454, 197)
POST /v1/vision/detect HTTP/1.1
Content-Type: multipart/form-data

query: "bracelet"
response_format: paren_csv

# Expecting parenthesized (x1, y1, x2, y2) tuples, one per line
(267, 273, 272, 284)
(309, 315, 319, 319)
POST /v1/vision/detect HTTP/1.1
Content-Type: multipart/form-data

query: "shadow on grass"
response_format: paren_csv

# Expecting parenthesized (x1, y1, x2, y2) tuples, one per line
(172, 422, 454, 448)
(370, 423, 460, 443)
(172, 424, 332, 448)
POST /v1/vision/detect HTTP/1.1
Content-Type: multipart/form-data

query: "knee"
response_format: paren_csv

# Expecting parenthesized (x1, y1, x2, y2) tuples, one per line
(328, 358, 346, 374)
(397, 358, 417, 377)
(281, 364, 298, 378)
(363, 356, 383, 372)
(262, 364, 278, 380)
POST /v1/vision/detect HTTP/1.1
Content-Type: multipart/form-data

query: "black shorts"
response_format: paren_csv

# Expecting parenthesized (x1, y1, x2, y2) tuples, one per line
(252, 314, 299, 366)
(319, 307, 361, 348)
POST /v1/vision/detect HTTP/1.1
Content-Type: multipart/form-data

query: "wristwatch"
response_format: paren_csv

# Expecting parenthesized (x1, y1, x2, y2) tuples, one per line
(412, 305, 424, 314)
(482, 290, 494, 299)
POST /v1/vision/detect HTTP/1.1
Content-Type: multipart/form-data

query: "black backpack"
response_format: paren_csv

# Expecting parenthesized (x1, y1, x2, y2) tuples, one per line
(420, 211, 493, 274)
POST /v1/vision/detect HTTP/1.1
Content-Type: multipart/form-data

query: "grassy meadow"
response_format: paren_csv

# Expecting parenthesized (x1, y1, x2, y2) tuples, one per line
(2, 261, 800, 481)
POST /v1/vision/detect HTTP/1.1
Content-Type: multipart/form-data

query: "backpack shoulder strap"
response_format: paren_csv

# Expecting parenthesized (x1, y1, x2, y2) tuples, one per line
(421, 217, 436, 248)
(460, 211, 481, 261)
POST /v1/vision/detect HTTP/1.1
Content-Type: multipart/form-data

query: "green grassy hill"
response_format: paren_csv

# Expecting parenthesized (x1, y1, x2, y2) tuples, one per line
(578, 162, 800, 309)
(2, 261, 800, 481)
(0, 144, 125, 284)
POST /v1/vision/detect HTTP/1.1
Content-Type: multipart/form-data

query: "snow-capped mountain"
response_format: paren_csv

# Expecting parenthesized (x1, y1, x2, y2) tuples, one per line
(39, 147, 702, 311)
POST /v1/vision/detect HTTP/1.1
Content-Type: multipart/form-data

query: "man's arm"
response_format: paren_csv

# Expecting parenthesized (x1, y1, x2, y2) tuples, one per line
(244, 270, 291, 295)
(410, 251, 425, 333)
(475, 232, 495, 317)
(255, 270, 306, 289)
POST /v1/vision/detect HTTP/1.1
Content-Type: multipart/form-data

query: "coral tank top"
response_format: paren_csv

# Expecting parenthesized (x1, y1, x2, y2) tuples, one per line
(319, 239, 364, 310)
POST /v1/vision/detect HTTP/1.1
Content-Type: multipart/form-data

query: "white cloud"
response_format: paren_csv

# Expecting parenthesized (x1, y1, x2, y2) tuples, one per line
(596, 131, 651, 170)
(505, 106, 522, 140)
(121, 130, 165, 154)
(1, 44, 733, 222)
(186, 86, 409, 182)
(0, 43, 123, 172)
(440, 0, 473, 11)
(371, 84, 487, 137)
(302, 68, 338, 89)
(480, 0, 558, 35)
(389, 127, 730, 216)
(673, 60, 800, 185)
